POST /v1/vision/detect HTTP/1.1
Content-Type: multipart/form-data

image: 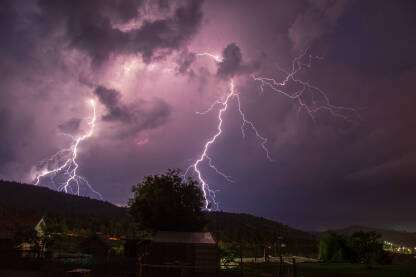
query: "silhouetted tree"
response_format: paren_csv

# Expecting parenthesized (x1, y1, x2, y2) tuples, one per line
(351, 231, 383, 267)
(318, 231, 352, 262)
(319, 231, 385, 266)
(128, 169, 207, 232)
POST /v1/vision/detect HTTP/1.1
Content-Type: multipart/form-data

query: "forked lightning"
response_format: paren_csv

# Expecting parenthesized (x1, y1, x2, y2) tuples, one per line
(33, 100, 102, 199)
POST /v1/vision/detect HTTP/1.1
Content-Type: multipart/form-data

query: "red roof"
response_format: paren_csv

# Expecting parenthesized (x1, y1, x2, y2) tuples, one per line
(0, 216, 43, 239)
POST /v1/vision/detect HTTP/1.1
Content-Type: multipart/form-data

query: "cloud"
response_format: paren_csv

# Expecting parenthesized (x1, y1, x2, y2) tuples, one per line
(288, 0, 352, 50)
(38, 0, 204, 65)
(58, 118, 82, 133)
(94, 86, 171, 137)
(176, 48, 196, 75)
(345, 154, 416, 186)
(216, 43, 260, 79)
(0, 109, 16, 170)
(94, 86, 132, 122)
(2, 0, 416, 231)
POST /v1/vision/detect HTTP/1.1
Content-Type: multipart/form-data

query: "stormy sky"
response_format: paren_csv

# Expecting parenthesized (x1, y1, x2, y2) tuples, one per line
(1, 0, 416, 232)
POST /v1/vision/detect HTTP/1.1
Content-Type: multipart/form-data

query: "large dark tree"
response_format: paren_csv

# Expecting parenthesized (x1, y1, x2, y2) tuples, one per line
(128, 169, 207, 232)
(351, 231, 384, 266)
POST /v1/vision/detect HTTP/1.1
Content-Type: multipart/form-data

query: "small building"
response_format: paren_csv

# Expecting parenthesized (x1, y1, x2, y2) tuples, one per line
(0, 216, 46, 251)
(143, 231, 219, 273)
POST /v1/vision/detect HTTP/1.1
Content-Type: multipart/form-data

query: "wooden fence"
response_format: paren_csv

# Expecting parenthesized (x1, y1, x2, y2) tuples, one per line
(137, 257, 299, 277)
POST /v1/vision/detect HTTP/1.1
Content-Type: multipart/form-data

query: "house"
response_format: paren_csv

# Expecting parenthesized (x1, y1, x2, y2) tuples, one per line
(0, 215, 46, 251)
(143, 231, 219, 273)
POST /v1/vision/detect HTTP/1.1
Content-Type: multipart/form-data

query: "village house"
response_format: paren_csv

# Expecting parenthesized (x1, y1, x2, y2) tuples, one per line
(141, 231, 219, 275)
(0, 215, 46, 251)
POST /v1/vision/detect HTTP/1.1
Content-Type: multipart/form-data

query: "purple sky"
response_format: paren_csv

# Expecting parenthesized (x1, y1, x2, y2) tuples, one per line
(1, 0, 416, 231)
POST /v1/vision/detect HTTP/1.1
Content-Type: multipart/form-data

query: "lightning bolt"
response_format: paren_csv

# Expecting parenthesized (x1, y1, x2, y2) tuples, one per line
(196, 52, 222, 62)
(187, 49, 358, 210)
(33, 100, 103, 199)
(186, 55, 272, 210)
(252, 49, 358, 122)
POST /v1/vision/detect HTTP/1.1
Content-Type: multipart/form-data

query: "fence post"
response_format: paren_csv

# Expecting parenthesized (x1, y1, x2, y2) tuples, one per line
(240, 243, 243, 276)
(240, 243, 243, 264)
(279, 256, 283, 277)
(292, 258, 296, 277)
(216, 241, 220, 277)
(274, 259, 278, 277)
(137, 256, 142, 277)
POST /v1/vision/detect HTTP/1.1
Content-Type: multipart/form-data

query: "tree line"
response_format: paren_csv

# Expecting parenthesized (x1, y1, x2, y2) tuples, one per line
(319, 231, 389, 266)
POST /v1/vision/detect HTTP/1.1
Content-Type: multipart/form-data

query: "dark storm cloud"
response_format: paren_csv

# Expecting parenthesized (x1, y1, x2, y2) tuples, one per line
(0, 1, 17, 52)
(217, 43, 242, 79)
(345, 153, 416, 187)
(2, 0, 416, 233)
(176, 48, 196, 75)
(94, 86, 132, 122)
(288, 0, 353, 50)
(38, 0, 204, 65)
(94, 86, 171, 137)
(58, 118, 82, 134)
(0, 1, 42, 68)
(193, 0, 416, 231)
(328, 0, 416, 76)
(0, 104, 36, 179)
(0, 109, 16, 170)
(216, 43, 259, 79)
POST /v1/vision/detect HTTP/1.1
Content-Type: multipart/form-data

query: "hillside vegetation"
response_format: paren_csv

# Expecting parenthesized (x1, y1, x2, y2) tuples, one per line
(0, 180, 134, 236)
(2, 180, 414, 252)
(327, 226, 416, 248)
(207, 211, 315, 242)
(0, 180, 125, 217)
(207, 211, 318, 256)
(0, 180, 316, 246)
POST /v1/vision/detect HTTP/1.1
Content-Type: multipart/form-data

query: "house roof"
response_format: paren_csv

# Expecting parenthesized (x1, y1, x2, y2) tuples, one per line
(0, 216, 43, 239)
(153, 231, 216, 244)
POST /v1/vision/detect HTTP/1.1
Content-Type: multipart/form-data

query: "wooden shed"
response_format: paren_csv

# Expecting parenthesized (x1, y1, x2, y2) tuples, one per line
(144, 231, 219, 272)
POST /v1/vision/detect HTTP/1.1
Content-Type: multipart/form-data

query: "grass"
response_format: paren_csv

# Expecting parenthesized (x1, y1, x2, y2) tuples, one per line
(297, 263, 416, 277)
(222, 262, 416, 277)
(0, 269, 55, 277)
(3, 262, 416, 277)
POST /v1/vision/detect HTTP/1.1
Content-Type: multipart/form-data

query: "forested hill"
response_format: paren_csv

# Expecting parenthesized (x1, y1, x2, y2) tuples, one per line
(0, 180, 316, 246)
(207, 211, 316, 243)
(0, 180, 126, 217)
(207, 212, 318, 256)
(324, 226, 416, 248)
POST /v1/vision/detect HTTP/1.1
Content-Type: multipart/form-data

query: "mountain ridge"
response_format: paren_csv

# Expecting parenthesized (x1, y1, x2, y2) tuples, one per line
(318, 225, 416, 247)
(2, 180, 414, 249)
(0, 180, 126, 217)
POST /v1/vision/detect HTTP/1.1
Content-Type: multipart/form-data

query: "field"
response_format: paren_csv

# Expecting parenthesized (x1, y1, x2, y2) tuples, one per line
(0, 270, 54, 277)
(297, 263, 416, 277)
(223, 262, 416, 277)
(2, 263, 416, 277)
